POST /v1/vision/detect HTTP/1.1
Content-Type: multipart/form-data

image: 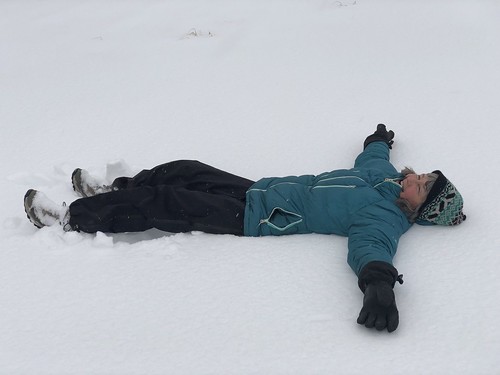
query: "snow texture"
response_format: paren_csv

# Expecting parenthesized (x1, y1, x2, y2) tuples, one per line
(1, 1, 499, 374)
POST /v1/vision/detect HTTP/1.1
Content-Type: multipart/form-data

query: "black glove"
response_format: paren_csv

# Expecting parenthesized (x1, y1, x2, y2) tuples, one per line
(357, 261, 403, 333)
(364, 124, 395, 149)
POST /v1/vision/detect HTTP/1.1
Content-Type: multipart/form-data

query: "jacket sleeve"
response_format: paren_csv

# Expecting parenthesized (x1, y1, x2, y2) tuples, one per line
(354, 142, 391, 169)
(347, 201, 408, 275)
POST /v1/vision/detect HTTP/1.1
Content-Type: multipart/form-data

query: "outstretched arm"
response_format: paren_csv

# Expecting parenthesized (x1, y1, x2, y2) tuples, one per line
(347, 201, 408, 333)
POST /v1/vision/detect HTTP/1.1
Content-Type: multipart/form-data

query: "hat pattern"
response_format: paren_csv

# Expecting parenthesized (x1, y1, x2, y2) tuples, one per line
(417, 171, 466, 226)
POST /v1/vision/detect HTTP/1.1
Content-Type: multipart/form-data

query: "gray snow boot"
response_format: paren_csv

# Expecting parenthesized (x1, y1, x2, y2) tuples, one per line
(71, 168, 112, 197)
(24, 189, 71, 230)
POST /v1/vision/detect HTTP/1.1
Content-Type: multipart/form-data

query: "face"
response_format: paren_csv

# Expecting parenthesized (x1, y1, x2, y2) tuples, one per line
(399, 173, 431, 210)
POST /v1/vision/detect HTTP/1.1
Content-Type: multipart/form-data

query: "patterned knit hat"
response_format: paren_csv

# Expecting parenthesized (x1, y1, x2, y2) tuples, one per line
(417, 170, 466, 226)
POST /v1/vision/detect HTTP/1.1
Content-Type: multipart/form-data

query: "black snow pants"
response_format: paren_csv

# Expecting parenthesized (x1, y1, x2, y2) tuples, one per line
(68, 160, 255, 235)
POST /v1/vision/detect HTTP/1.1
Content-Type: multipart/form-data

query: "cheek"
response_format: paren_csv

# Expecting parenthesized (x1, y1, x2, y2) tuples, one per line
(401, 188, 418, 204)
(400, 189, 412, 200)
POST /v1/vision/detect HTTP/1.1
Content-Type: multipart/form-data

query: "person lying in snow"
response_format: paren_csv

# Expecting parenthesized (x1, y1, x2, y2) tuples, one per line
(23, 124, 466, 333)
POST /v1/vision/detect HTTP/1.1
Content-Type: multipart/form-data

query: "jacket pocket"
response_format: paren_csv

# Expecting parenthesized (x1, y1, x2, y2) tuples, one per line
(259, 207, 303, 233)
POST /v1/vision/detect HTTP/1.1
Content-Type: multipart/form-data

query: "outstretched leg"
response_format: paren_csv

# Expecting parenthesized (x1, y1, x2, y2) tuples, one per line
(111, 160, 254, 199)
(68, 184, 248, 235)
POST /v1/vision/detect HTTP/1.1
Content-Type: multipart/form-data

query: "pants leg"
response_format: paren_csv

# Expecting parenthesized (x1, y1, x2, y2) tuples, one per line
(112, 160, 254, 199)
(69, 185, 248, 235)
(68, 161, 255, 235)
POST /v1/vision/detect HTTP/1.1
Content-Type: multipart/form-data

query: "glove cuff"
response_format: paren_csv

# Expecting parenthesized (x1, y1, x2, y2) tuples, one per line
(364, 135, 391, 149)
(358, 261, 403, 292)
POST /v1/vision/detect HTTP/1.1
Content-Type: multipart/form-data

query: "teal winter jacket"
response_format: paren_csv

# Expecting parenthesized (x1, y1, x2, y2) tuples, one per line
(243, 142, 412, 275)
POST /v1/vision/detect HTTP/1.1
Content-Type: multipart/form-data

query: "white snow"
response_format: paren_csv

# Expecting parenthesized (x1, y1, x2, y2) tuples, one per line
(1, 0, 500, 374)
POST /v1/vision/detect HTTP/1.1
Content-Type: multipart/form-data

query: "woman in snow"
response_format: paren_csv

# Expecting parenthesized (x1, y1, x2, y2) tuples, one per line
(23, 124, 466, 333)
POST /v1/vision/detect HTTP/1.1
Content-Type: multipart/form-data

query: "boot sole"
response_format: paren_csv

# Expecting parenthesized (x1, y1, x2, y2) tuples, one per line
(71, 168, 85, 196)
(24, 189, 43, 228)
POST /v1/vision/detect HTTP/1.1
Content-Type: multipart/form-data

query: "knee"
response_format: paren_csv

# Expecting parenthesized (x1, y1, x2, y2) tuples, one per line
(169, 160, 201, 166)
(164, 160, 204, 171)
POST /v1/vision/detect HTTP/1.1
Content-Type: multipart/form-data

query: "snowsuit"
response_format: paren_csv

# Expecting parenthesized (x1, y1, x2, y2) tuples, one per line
(68, 141, 411, 275)
(244, 141, 411, 274)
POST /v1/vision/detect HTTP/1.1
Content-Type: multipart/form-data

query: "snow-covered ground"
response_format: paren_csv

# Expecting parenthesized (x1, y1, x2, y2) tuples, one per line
(1, 1, 499, 374)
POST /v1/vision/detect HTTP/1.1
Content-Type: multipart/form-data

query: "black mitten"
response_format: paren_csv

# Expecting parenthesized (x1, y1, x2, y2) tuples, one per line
(357, 261, 403, 333)
(364, 124, 395, 149)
